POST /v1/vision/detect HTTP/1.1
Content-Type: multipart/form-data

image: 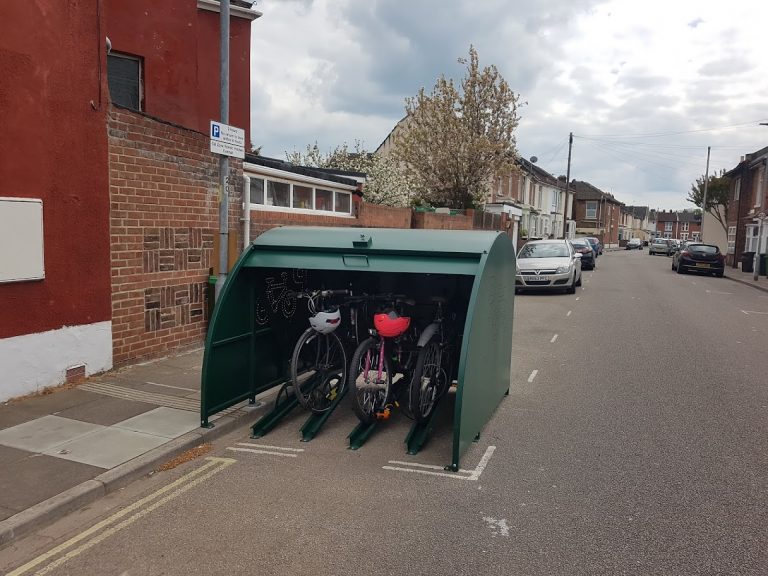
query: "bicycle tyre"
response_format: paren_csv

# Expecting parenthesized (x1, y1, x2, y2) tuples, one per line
(409, 336, 445, 423)
(290, 328, 347, 413)
(349, 337, 391, 424)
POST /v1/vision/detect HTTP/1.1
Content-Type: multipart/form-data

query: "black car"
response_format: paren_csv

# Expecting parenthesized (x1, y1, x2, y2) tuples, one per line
(570, 238, 596, 269)
(671, 243, 725, 277)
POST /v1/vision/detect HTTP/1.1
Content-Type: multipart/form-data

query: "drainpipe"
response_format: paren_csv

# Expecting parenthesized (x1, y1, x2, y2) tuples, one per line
(242, 174, 251, 250)
(215, 0, 230, 302)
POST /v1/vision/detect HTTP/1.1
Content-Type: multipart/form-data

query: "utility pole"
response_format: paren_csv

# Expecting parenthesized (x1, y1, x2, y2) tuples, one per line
(701, 146, 710, 242)
(564, 132, 573, 238)
(216, 0, 230, 301)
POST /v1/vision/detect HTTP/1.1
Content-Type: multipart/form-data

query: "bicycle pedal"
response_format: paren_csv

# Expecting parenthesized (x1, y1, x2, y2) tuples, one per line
(327, 388, 338, 401)
(375, 407, 391, 420)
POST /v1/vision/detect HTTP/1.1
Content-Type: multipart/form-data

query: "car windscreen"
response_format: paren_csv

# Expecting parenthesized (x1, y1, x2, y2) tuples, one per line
(518, 243, 569, 258)
(690, 245, 719, 254)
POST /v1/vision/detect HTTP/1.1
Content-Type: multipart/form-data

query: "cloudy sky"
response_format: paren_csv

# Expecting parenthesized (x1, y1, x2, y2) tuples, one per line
(250, 0, 768, 210)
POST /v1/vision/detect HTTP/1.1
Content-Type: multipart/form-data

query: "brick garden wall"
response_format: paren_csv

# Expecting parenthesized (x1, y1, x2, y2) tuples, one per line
(108, 107, 242, 365)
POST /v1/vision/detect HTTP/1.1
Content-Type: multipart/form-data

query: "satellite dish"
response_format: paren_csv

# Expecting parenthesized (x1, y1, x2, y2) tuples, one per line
(530, 156, 538, 163)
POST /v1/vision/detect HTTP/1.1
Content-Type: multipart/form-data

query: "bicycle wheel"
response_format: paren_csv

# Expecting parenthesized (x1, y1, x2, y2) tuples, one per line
(290, 328, 347, 413)
(409, 336, 446, 423)
(349, 337, 391, 424)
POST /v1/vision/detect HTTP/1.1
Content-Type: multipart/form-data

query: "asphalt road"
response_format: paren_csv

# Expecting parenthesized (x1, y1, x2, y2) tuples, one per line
(2, 250, 767, 575)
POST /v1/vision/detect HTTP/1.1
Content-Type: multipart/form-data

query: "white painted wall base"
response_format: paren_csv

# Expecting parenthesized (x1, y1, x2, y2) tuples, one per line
(0, 321, 113, 402)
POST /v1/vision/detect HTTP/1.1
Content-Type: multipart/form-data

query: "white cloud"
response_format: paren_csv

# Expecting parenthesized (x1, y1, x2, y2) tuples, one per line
(250, 0, 768, 209)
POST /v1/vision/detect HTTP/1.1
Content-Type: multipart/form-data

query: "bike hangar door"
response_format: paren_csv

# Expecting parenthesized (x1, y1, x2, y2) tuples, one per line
(201, 226, 515, 470)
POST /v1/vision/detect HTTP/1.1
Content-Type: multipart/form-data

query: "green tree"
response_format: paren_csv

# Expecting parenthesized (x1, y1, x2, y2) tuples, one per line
(687, 169, 730, 234)
(391, 45, 522, 209)
(285, 141, 411, 207)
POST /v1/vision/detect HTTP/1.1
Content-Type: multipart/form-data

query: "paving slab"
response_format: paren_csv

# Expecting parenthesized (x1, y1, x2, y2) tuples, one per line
(11, 389, 103, 417)
(112, 406, 201, 438)
(0, 454, 103, 514)
(0, 416, 102, 453)
(0, 445, 33, 467)
(0, 405, 43, 432)
(43, 427, 168, 469)
(53, 396, 155, 426)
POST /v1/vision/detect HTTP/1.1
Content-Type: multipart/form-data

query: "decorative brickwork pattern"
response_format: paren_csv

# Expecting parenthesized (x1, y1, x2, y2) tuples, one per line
(108, 107, 242, 365)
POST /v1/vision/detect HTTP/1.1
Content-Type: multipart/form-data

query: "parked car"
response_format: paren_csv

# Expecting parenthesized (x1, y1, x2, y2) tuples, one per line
(626, 238, 642, 250)
(570, 237, 596, 269)
(671, 243, 725, 277)
(585, 237, 603, 255)
(515, 239, 582, 294)
(649, 238, 673, 256)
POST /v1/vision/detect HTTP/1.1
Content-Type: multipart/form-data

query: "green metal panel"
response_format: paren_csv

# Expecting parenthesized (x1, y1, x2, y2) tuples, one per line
(201, 226, 516, 470)
(450, 232, 516, 469)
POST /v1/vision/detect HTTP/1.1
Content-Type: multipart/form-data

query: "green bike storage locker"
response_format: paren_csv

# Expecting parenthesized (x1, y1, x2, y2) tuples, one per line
(201, 226, 516, 470)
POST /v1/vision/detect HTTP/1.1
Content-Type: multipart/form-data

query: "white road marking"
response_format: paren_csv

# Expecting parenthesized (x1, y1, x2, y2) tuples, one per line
(567, 310, 572, 317)
(8, 457, 235, 576)
(741, 310, 768, 315)
(384, 446, 496, 481)
(550, 334, 558, 343)
(235, 443, 304, 452)
(226, 448, 298, 458)
(145, 381, 195, 392)
(575, 297, 580, 301)
(705, 290, 732, 295)
(482, 516, 510, 537)
(528, 370, 538, 383)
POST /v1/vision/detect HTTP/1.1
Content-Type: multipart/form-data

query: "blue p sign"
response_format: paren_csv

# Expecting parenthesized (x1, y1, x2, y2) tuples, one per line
(212, 124, 220, 138)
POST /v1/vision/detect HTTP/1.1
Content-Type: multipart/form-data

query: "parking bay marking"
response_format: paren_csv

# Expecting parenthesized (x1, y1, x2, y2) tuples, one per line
(528, 370, 538, 383)
(567, 310, 572, 317)
(705, 289, 732, 295)
(8, 457, 235, 576)
(741, 310, 768, 315)
(550, 334, 558, 343)
(225, 442, 304, 458)
(383, 446, 496, 481)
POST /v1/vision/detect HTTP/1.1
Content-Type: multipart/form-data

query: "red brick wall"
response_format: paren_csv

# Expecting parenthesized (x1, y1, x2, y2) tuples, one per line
(248, 202, 412, 239)
(412, 212, 473, 230)
(108, 107, 242, 365)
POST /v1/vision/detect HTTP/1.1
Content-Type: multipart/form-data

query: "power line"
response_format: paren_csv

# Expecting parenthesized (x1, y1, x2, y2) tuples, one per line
(578, 118, 768, 139)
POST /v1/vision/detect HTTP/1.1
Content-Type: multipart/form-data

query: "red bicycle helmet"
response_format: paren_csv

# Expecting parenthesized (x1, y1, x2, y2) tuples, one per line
(373, 310, 411, 338)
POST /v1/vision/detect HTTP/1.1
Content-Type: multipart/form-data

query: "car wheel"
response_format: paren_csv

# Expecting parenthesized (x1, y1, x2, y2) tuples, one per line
(566, 276, 577, 294)
(676, 262, 685, 274)
(671, 260, 676, 270)
(576, 273, 582, 287)
(716, 271, 724, 278)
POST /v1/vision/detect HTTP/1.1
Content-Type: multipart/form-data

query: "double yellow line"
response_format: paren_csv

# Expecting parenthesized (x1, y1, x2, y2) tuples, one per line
(9, 457, 235, 576)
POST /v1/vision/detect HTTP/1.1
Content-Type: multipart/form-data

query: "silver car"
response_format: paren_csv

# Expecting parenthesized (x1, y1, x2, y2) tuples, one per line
(515, 239, 582, 294)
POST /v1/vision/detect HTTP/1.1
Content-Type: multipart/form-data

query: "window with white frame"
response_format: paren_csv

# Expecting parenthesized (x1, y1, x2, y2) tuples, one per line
(664, 222, 673, 232)
(734, 178, 740, 200)
(727, 226, 736, 254)
(682, 222, 689, 232)
(681, 232, 688, 241)
(663, 232, 671, 239)
(247, 176, 353, 214)
(691, 232, 700, 241)
(755, 166, 764, 208)
(745, 224, 759, 252)
(585, 201, 597, 219)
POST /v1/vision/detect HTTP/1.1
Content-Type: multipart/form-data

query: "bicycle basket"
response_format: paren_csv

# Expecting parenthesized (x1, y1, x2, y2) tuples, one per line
(373, 310, 411, 338)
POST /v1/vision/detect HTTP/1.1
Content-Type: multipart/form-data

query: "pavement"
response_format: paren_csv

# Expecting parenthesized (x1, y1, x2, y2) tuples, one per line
(0, 256, 764, 551)
(0, 346, 268, 548)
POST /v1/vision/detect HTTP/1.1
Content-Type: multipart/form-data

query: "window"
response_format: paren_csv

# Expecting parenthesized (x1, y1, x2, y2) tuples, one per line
(663, 232, 671, 239)
(745, 224, 759, 252)
(585, 201, 597, 219)
(681, 232, 688, 241)
(755, 166, 764, 208)
(267, 181, 290, 207)
(249, 178, 265, 204)
(734, 178, 741, 201)
(665, 222, 673, 232)
(247, 177, 353, 215)
(335, 192, 351, 213)
(727, 226, 737, 254)
(315, 189, 333, 211)
(293, 185, 313, 209)
(682, 222, 689, 232)
(107, 53, 143, 111)
(691, 232, 700, 241)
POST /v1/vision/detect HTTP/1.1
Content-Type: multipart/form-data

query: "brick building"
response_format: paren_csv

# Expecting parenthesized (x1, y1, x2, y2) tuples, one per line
(571, 181, 624, 247)
(0, 0, 258, 400)
(724, 145, 768, 268)
(653, 210, 702, 242)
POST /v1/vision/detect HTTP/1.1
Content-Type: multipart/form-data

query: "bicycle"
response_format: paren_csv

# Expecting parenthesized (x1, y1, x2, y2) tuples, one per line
(408, 297, 453, 423)
(348, 295, 419, 424)
(290, 289, 350, 413)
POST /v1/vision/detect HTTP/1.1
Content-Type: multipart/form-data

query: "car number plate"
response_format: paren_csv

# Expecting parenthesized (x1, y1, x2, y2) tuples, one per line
(527, 276, 546, 282)
(695, 263, 710, 268)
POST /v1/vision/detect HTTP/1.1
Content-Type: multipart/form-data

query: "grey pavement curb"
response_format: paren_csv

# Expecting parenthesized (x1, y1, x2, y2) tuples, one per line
(724, 273, 768, 294)
(0, 407, 257, 548)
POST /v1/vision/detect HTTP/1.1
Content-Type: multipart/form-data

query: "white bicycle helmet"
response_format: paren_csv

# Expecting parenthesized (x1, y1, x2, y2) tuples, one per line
(309, 309, 341, 334)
